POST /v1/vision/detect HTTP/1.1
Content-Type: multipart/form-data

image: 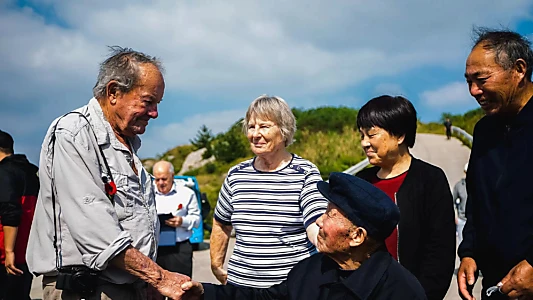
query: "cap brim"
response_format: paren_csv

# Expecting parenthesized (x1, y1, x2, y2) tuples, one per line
(317, 181, 342, 208)
(317, 181, 331, 200)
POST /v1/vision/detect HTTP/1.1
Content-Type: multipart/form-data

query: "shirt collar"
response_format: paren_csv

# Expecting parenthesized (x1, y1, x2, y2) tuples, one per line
(87, 97, 142, 152)
(317, 250, 392, 300)
(155, 182, 177, 196)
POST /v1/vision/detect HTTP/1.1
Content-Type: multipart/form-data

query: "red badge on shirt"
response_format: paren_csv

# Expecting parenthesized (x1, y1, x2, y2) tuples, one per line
(177, 203, 183, 210)
(105, 181, 117, 197)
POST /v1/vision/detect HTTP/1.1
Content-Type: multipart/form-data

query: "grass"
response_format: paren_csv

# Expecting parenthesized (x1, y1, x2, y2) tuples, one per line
(288, 126, 366, 179)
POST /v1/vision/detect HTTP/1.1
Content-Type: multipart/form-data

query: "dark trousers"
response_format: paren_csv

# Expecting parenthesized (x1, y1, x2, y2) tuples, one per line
(42, 276, 146, 300)
(156, 240, 193, 277)
(0, 262, 33, 300)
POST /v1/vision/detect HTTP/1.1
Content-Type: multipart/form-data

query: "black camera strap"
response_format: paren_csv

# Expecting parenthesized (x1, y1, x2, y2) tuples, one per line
(48, 112, 115, 269)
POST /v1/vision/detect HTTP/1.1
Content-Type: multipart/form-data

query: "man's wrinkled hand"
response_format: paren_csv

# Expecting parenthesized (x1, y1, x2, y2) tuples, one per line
(154, 270, 190, 299)
(4, 251, 23, 276)
(499, 260, 533, 299)
(165, 216, 183, 228)
(211, 266, 227, 285)
(458, 257, 478, 300)
(180, 281, 204, 300)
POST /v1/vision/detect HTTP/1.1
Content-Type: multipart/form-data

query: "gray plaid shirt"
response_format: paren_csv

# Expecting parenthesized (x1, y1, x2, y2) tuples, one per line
(27, 98, 159, 284)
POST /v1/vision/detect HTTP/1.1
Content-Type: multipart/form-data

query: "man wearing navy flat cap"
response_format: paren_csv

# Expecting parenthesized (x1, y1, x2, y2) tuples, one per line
(179, 172, 427, 300)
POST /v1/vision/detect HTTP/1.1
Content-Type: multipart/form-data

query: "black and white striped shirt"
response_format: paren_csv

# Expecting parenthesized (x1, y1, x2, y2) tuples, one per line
(214, 154, 328, 288)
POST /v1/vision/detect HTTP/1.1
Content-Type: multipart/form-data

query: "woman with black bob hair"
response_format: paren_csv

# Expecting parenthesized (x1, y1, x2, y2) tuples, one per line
(356, 95, 456, 300)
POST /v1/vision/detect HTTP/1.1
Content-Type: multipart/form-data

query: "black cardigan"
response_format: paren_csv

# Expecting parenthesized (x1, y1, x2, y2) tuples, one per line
(357, 157, 456, 300)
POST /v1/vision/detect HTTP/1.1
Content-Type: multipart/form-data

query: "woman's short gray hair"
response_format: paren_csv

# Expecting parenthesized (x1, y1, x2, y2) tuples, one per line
(243, 95, 297, 146)
(92, 46, 164, 99)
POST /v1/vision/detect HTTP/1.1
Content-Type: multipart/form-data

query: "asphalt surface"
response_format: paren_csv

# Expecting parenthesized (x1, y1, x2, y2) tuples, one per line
(30, 133, 481, 299)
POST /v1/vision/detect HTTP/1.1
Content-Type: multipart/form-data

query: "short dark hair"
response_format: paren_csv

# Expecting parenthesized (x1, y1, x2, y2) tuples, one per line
(356, 95, 417, 148)
(92, 46, 164, 99)
(473, 27, 533, 81)
(0, 129, 14, 154)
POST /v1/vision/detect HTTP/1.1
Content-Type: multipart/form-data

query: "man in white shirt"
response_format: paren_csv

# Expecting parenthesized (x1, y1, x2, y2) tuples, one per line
(153, 161, 200, 277)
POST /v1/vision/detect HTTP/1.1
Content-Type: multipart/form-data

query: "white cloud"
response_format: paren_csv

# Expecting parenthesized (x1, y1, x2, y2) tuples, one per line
(0, 0, 531, 160)
(138, 109, 245, 158)
(420, 81, 474, 108)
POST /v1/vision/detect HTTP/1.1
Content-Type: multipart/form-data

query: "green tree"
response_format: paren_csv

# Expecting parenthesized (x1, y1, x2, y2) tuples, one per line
(212, 120, 250, 163)
(190, 125, 214, 159)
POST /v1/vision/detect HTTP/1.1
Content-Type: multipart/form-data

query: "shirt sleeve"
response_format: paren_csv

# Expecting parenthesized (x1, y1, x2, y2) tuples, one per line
(181, 191, 201, 230)
(52, 126, 133, 271)
(0, 168, 22, 226)
(213, 174, 234, 226)
(299, 166, 328, 228)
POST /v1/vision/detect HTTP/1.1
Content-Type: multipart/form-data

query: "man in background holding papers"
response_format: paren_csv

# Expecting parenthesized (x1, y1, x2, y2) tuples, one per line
(153, 161, 200, 277)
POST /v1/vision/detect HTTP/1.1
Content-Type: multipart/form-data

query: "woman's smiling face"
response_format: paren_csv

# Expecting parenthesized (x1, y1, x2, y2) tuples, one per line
(359, 126, 404, 167)
(246, 116, 286, 156)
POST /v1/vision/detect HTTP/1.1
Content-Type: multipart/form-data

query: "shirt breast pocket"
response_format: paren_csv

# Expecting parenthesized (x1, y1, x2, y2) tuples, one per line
(110, 172, 134, 220)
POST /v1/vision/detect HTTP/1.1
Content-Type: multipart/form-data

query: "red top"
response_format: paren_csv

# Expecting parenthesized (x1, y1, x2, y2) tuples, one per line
(0, 195, 38, 264)
(370, 171, 407, 261)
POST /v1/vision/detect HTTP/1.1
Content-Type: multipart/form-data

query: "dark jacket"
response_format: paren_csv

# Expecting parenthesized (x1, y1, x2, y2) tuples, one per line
(458, 96, 533, 287)
(357, 158, 456, 300)
(203, 251, 427, 300)
(0, 154, 39, 264)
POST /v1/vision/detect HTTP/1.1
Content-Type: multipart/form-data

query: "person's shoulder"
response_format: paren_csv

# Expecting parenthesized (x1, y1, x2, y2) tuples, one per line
(227, 158, 254, 176)
(411, 157, 445, 175)
(52, 105, 92, 137)
(289, 252, 324, 275)
(356, 165, 379, 179)
(387, 259, 427, 298)
(473, 114, 495, 135)
(287, 253, 337, 288)
(173, 183, 196, 196)
(291, 154, 320, 174)
(408, 158, 450, 186)
(0, 160, 14, 178)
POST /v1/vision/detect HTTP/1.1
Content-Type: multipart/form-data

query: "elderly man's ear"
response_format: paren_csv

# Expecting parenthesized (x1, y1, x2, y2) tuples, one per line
(105, 80, 121, 104)
(349, 227, 367, 247)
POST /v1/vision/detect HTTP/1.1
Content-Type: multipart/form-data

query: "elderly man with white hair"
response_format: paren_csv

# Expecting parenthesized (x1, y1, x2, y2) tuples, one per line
(27, 47, 190, 300)
(153, 161, 200, 278)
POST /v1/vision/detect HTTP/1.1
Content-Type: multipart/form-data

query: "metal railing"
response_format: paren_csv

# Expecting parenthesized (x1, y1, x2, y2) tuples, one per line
(343, 158, 370, 175)
(451, 126, 473, 143)
(342, 126, 472, 175)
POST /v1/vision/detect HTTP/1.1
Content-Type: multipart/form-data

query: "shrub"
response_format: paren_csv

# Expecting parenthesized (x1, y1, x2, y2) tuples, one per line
(212, 120, 251, 163)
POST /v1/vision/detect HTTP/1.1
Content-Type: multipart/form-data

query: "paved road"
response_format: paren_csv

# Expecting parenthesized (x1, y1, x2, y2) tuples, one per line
(31, 133, 479, 299)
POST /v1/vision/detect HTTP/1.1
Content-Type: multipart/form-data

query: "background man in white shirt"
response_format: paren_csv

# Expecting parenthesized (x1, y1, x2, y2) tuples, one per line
(153, 161, 200, 277)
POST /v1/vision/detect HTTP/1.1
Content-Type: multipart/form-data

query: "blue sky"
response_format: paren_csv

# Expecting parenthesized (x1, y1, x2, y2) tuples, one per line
(1, 1, 532, 164)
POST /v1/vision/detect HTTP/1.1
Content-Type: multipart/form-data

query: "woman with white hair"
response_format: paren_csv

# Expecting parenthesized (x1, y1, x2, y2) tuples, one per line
(210, 95, 327, 289)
